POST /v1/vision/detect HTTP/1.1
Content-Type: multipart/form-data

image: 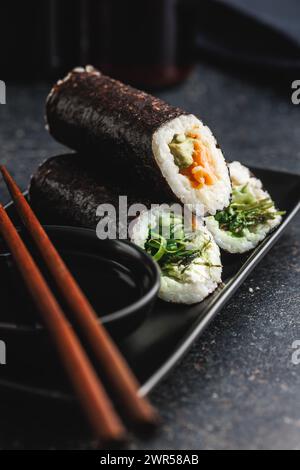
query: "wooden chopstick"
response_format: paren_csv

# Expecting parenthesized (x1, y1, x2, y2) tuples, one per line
(0, 204, 126, 445)
(0, 166, 159, 429)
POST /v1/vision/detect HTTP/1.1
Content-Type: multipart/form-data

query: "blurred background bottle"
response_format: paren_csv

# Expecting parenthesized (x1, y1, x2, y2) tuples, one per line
(87, 0, 195, 87)
(0, 0, 195, 88)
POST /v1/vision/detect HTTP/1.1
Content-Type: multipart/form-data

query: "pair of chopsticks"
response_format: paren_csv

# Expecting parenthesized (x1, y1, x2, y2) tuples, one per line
(0, 166, 159, 445)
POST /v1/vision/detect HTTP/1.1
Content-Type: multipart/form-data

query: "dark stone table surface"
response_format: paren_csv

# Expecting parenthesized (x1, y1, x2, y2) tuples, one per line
(0, 63, 299, 450)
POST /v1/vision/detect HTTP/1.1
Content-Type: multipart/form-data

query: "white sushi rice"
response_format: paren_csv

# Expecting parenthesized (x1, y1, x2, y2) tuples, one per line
(152, 115, 231, 216)
(205, 162, 282, 254)
(131, 208, 222, 305)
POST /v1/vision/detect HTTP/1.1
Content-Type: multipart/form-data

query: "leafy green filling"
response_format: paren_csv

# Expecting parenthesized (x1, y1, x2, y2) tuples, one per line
(214, 184, 285, 238)
(144, 213, 219, 282)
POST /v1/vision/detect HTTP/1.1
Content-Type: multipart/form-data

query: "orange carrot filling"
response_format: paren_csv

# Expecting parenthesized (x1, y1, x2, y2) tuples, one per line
(180, 134, 216, 189)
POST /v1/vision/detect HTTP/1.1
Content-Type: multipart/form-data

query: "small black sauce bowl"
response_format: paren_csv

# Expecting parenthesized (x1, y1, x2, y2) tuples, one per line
(0, 226, 160, 340)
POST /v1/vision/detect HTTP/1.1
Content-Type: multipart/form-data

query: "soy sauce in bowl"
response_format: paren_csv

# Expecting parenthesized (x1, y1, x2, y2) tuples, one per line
(62, 251, 142, 315)
(0, 226, 160, 340)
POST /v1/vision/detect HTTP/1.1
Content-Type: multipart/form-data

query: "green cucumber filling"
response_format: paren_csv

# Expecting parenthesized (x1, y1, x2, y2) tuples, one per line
(144, 213, 219, 283)
(214, 184, 285, 238)
(169, 133, 194, 169)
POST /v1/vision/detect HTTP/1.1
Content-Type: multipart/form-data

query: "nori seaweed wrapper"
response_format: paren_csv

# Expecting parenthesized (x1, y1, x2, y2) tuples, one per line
(46, 66, 186, 200)
(29, 154, 154, 234)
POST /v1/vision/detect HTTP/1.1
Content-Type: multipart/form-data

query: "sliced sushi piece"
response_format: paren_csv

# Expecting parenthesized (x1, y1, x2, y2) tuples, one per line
(46, 66, 231, 215)
(205, 162, 285, 254)
(131, 208, 222, 304)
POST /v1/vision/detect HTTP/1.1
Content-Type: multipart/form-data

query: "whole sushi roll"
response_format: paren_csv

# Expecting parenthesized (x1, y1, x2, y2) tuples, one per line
(29, 154, 152, 232)
(205, 162, 285, 254)
(46, 66, 231, 215)
(131, 208, 222, 304)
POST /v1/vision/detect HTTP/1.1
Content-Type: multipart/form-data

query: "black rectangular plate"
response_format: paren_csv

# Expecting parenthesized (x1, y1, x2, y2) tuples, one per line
(0, 167, 299, 401)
